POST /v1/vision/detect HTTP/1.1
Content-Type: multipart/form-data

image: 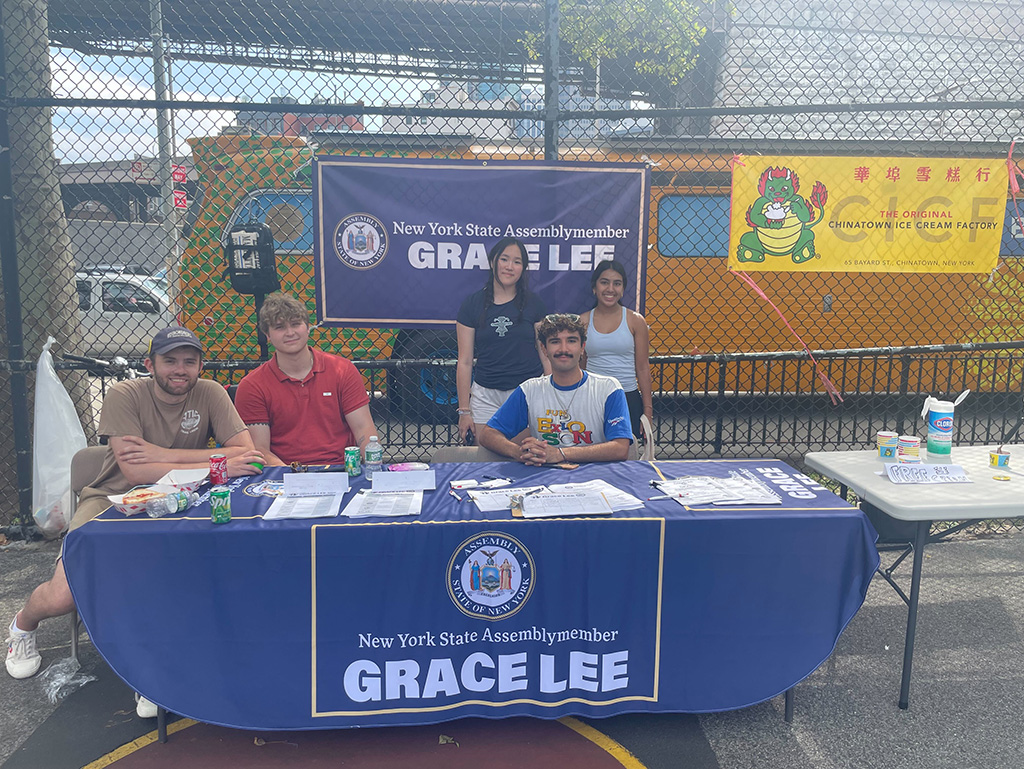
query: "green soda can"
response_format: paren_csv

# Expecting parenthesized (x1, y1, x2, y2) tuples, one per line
(344, 446, 362, 477)
(210, 485, 232, 524)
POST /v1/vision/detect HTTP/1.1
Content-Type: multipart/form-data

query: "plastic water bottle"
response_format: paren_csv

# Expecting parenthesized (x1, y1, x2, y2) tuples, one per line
(364, 436, 384, 480)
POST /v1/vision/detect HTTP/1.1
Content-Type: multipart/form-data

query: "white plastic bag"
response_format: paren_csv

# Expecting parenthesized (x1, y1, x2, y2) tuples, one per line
(32, 337, 87, 535)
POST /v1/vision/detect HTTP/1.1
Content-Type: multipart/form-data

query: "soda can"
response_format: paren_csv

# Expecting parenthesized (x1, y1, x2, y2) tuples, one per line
(210, 453, 228, 485)
(344, 446, 362, 477)
(210, 486, 232, 524)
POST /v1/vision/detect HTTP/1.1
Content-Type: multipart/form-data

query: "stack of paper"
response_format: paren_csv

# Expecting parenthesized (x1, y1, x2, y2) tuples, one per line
(654, 471, 781, 506)
(546, 479, 644, 512)
(342, 491, 423, 518)
(521, 491, 614, 518)
(263, 472, 351, 520)
(467, 486, 547, 512)
(264, 495, 346, 520)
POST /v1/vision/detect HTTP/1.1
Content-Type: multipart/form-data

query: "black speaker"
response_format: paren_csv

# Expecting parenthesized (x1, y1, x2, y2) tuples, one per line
(224, 221, 280, 295)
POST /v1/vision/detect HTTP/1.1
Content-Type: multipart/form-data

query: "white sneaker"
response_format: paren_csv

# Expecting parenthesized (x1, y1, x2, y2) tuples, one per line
(135, 693, 158, 718)
(5, 620, 42, 679)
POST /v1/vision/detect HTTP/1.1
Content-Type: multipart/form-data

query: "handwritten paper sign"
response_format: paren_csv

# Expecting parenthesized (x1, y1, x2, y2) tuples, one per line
(885, 464, 971, 484)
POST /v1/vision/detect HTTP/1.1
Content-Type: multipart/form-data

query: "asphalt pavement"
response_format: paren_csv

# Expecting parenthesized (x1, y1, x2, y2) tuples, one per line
(3, 530, 1024, 769)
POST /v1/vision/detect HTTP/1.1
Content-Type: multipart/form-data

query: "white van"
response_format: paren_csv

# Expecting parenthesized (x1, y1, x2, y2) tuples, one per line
(75, 270, 177, 358)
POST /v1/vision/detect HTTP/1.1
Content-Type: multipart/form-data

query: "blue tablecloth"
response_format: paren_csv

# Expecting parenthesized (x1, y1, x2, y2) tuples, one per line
(64, 459, 878, 730)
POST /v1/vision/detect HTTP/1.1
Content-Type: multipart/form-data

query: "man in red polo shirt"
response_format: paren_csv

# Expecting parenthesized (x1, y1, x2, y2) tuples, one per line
(234, 292, 379, 465)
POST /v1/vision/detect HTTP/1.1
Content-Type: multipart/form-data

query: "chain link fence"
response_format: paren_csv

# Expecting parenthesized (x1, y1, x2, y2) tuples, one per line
(2, 0, 1023, 527)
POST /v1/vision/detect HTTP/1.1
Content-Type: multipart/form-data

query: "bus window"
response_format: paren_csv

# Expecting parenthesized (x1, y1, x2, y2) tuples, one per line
(1002, 202, 1024, 256)
(656, 195, 730, 258)
(225, 191, 313, 254)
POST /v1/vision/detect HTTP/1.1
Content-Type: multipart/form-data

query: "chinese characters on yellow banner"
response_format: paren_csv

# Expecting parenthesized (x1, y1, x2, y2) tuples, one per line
(728, 156, 1007, 273)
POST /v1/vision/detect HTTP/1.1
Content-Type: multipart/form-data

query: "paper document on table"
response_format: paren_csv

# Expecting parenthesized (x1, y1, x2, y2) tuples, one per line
(342, 491, 423, 518)
(282, 472, 349, 497)
(521, 491, 614, 518)
(885, 464, 971, 484)
(371, 469, 436, 492)
(546, 479, 644, 511)
(655, 477, 743, 505)
(468, 486, 547, 512)
(709, 476, 783, 505)
(655, 472, 781, 506)
(263, 494, 345, 520)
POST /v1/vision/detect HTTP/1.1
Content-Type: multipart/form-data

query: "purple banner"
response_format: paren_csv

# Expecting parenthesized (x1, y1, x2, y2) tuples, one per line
(313, 158, 649, 327)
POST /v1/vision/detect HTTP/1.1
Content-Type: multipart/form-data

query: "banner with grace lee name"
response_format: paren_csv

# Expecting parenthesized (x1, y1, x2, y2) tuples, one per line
(311, 519, 663, 719)
(313, 158, 649, 326)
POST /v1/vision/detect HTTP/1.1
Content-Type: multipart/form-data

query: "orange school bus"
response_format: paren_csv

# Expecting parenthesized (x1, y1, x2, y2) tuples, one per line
(178, 133, 1024, 412)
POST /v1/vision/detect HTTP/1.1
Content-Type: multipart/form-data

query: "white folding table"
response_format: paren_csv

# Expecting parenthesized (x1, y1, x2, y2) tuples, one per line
(804, 444, 1024, 709)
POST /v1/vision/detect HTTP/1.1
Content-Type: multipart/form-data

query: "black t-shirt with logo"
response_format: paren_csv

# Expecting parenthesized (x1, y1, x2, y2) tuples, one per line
(457, 288, 548, 390)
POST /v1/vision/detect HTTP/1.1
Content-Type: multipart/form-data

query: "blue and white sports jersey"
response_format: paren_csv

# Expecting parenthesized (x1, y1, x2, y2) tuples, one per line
(488, 371, 633, 446)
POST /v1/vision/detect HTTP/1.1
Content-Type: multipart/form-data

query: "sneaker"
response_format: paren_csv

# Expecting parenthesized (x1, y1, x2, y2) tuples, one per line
(135, 693, 158, 718)
(5, 620, 42, 679)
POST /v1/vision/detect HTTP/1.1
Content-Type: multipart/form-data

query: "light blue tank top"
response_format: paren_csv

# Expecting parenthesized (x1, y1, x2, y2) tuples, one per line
(586, 306, 638, 392)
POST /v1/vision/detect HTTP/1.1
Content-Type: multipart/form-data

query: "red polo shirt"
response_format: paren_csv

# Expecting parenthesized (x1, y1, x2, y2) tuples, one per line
(235, 348, 370, 464)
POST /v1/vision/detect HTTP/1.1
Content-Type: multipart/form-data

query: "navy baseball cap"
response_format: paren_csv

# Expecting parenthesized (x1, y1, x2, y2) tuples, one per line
(148, 326, 203, 357)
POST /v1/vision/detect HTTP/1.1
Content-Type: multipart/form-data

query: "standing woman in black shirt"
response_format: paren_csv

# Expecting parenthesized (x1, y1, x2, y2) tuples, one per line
(456, 237, 549, 443)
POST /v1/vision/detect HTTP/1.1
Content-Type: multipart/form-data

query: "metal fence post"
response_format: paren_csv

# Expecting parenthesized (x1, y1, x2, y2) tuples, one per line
(149, 0, 179, 273)
(714, 361, 727, 454)
(0, 5, 35, 526)
(543, 0, 559, 161)
(895, 354, 912, 435)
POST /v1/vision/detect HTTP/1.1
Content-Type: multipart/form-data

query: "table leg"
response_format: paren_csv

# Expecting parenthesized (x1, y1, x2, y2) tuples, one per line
(899, 520, 928, 710)
(784, 688, 794, 722)
(157, 706, 167, 743)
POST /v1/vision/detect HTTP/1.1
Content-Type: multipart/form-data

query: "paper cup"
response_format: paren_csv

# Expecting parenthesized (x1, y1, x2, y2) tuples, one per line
(989, 450, 1010, 468)
(876, 430, 898, 459)
(898, 435, 921, 458)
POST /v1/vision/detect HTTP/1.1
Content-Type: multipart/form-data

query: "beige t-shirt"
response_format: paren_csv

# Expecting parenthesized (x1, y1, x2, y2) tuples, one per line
(74, 378, 246, 527)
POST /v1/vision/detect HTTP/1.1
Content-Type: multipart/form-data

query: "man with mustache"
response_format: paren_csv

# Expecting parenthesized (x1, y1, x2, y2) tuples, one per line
(479, 314, 632, 466)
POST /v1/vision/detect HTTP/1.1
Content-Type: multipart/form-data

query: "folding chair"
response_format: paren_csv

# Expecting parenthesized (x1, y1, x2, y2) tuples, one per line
(638, 414, 656, 461)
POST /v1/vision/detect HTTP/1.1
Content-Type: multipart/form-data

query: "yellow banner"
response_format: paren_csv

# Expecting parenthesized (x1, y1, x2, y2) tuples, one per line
(728, 156, 1006, 272)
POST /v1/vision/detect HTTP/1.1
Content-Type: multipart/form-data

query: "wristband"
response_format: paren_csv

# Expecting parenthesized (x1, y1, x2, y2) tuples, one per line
(557, 447, 567, 462)
(457, 409, 472, 416)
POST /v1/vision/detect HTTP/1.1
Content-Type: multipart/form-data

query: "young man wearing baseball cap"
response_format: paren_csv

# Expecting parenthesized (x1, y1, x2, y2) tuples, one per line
(5, 327, 263, 716)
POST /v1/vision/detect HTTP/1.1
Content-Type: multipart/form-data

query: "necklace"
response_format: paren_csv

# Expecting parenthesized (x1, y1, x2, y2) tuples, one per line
(552, 373, 583, 421)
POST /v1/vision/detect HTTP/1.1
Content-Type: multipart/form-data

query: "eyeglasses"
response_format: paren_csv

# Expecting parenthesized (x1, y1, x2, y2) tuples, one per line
(542, 313, 581, 323)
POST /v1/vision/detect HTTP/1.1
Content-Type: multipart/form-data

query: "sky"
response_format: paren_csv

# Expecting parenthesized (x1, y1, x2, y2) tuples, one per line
(50, 49, 646, 165)
(51, 49, 427, 163)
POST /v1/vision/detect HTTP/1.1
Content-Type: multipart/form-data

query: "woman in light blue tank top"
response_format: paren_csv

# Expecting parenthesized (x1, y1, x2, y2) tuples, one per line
(579, 260, 652, 438)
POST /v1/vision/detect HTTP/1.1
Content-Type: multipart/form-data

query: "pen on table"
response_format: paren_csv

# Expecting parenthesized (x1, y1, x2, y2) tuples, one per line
(483, 475, 507, 481)
(647, 494, 686, 501)
(448, 488, 463, 502)
(523, 488, 543, 497)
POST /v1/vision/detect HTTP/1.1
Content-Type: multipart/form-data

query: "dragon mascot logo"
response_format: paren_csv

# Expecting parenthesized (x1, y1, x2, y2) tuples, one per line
(737, 167, 828, 264)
